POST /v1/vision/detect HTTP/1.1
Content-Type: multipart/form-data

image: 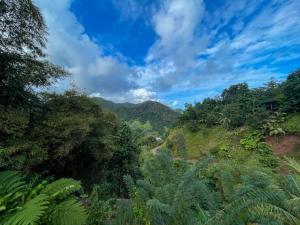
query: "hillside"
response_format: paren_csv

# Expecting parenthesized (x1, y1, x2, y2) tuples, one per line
(164, 113, 300, 161)
(92, 97, 180, 134)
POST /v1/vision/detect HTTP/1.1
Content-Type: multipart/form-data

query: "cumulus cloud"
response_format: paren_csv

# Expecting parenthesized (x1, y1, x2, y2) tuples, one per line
(35, 0, 140, 99)
(90, 88, 155, 103)
(35, 0, 300, 105)
(142, 0, 206, 90)
(138, 0, 299, 105)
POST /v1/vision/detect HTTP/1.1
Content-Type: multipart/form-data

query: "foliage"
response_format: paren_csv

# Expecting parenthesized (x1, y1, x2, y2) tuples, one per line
(110, 153, 300, 225)
(240, 131, 278, 167)
(0, 171, 87, 225)
(178, 71, 300, 132)
(0, 91, 119, 189)
(0, 0, 67, 107)
(262, 112, 286, 136)
(283, 69, 300, 112)
(283, 113, 300, 133)
(86, 185, 115, 225)
(128, 120, 161, 149)
(166, 130, 187, 159)
(166, 126, 239, 159)
(106, 122, 141, 197)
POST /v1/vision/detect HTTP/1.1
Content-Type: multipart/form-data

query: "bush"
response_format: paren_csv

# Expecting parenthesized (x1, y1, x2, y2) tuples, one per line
(240, 132, 278, 167)
(283, 113, 300, 133)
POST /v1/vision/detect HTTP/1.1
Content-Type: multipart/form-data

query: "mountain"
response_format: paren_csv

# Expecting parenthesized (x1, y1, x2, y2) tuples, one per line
(92, 97, 180, 134)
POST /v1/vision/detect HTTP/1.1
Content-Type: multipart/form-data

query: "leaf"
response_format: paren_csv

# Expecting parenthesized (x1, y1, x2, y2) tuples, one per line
(0, 171, 26, 196)
(42, 178, 82, 199)
(3, 194, 49, 225)
(285, 157, 300, 175)
(49, 198, 87, 225)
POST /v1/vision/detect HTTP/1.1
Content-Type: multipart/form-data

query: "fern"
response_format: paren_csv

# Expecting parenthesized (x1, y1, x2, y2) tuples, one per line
(285, 157, 300, 175)
(146, 198, 173, 225)
(3, 194, 49, 225)
(0, 171, 87, 225)
(49, 198, 87, 225)
(42, 178, 82, 199)
(252, 203, 300, 225)
(0, 171, 26, 195)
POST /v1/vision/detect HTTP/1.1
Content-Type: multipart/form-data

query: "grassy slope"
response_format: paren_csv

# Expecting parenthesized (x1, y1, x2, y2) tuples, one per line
(167, 126, 242, 159)
(167, 114, 300, 160)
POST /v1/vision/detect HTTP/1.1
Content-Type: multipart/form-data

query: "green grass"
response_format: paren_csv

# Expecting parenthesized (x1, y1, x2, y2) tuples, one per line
(283, 113, 300, 134)
(167, 126, 242, 159)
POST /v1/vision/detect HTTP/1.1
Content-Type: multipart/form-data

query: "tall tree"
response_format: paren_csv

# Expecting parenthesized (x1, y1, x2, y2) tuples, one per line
(0, 0, 67, 107)
(107, 122, 141, 197)
(283, 69, 300, 112)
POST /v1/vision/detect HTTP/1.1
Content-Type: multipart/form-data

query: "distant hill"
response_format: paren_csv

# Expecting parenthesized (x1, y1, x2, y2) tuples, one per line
(92, 97, 180, 134)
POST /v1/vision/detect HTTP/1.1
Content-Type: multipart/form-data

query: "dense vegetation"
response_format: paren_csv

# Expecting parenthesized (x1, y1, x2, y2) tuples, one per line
(1, 1, 300, 225)
(178, 73, 300, 132)
(93, 97, 179, 134)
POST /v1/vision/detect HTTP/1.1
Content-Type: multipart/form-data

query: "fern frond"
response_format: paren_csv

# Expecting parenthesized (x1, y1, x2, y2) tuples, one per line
(111, 199, 137, 225)
(284, 197, 300, 217)
(284, 157, 300, 175)
(3, 194, 49, 225)
(42, 178, 82, 199)
(281, 175, 300, 197)
(252, 203, 300, 225)
(49, 198, 87, 225)
(146, 199, 173, 225)
(0, 171, 26, 195)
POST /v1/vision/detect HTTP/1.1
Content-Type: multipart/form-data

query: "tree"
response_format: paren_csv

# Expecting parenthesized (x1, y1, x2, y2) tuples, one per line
(0, 0, 67, 107)
(0, 0, 67, 156)
(107, 122, 141, 197)
(283, 69, 300, 112)
(0, 91, 119, 190)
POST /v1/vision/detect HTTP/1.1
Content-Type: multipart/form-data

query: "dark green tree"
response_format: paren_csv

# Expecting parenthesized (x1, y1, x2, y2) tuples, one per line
(0, 0, 67, 156)
(107, 122, 141, 197)
(283, 69, 300, 112)
(0, 0, 67, 107)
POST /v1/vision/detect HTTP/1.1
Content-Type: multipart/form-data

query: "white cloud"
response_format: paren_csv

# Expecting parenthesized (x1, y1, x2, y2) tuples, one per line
(90, 88, 155, 103)
(35, 0, 139, 99)
(141, 0, 206, 90)
(171, 100, 178, 107)
(35, 0, 300, 105)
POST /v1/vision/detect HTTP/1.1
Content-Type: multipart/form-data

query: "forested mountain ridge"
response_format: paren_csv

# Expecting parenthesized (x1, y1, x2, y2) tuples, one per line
(92, 97, 180, 134)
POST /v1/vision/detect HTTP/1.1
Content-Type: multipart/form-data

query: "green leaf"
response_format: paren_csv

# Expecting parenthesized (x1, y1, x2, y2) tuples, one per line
(3, 194, 49, 225)
(49, 198, 87, 225)
(42, 178, 82, 199)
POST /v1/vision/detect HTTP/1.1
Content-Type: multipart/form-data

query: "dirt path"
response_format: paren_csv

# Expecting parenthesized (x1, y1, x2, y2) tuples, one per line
(150, 145, 161, 155)
(150, 146, 198, 164)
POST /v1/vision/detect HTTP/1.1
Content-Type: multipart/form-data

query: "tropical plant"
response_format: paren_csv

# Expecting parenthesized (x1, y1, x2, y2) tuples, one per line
(262, 112, 286, 136)
(240, 131, 278, 167)
(0, 171, 87, 225)
(108, 153, 300, 225)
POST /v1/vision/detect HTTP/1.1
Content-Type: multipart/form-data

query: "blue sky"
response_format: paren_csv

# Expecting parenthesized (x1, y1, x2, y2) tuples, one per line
(35, 0, 300, 108)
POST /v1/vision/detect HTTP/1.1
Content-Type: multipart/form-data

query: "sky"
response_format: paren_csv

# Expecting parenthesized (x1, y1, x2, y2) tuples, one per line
(35, 0, 300, 108)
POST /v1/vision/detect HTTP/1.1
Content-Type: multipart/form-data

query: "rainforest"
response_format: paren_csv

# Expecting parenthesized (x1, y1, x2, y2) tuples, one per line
(1, 0, 300, 225)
